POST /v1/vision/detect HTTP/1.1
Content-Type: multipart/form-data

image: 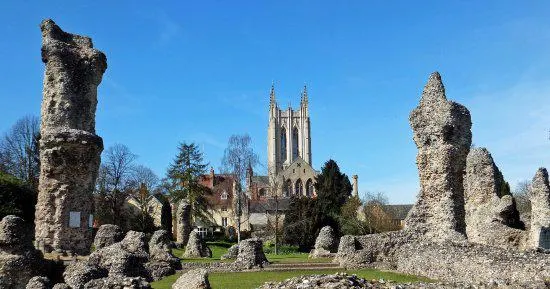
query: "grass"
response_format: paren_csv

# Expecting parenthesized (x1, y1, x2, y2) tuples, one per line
(174, 241, 233, 263)
(175, 242, 328, 264)
(151, 268, 432, 289)
(266, 253, 332, 264)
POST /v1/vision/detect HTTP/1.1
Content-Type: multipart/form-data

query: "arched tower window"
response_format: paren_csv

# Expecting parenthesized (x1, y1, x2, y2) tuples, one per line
(306, 179, 313, 197)
(292, 127, 299, 160)
(284, 179, 292, 197)
(281, 127, 287, 162)
(295, 179, 303, 196)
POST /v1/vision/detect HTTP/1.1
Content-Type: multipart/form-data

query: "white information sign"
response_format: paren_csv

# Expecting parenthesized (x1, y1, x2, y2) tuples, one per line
(88, 214, 94, 228)
(69, 211, 81, 228)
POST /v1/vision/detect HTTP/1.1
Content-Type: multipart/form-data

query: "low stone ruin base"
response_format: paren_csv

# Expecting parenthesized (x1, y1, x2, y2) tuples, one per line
(336, 231, 550, 287)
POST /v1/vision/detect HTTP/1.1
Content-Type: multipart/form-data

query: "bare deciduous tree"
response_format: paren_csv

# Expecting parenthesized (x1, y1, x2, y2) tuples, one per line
(0, 115, 40, 188)
(132, 164, 159, 192)
(94, 143, 138, 226)
(513, 180, 532, 217)
(220, 134, 259, 242)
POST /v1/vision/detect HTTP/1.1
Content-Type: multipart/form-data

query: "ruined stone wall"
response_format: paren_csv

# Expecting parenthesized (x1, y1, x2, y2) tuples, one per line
(463, 147, 526, 248)
(406, 72, 471, 241)
(35, 19, 106, 255)
(336, 72, 550, 286)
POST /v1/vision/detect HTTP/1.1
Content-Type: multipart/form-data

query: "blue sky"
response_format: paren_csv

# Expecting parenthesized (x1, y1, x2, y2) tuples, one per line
(1, 1, 549, 204)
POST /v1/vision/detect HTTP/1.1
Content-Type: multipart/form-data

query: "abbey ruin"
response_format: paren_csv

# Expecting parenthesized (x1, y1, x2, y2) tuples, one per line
(336, 72, 550, 287)
(34, 19, 106, 256)
(1, 17, 550, 289)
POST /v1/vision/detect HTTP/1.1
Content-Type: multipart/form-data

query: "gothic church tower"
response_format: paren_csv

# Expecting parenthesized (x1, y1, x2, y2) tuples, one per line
(267, 84, 312, 178)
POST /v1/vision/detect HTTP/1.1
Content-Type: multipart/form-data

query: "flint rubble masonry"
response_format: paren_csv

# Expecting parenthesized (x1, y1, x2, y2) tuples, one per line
(35, 19, 106, 255)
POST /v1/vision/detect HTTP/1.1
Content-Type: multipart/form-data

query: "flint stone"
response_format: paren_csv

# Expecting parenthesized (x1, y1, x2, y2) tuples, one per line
(309, 226, 338, 258)
(82, 276, 150, 289)
(464, 148, 526, 248)
(335, 73, 550, 286)
(35, 19, 105, 256)
(172, 269, 211, 289)
(64, 231, 149, 288)
(145, 230, 181, 280)
(0, 216, 46, 289)
(52, 284, 70, 289)
(176, 201, 192, 247)
(183, 231, 211, 258)
(220, 244, 239, 260)
(93, 224, 123, 250)
(406, 71, 471, 242)
(25, 276, 50, 289)
(235, 238, 269, 269)
(529, 168, 550, 249)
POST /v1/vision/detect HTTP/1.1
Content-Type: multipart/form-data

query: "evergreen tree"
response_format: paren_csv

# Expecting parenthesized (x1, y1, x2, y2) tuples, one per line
(166, 142, 211, 220)
(314, 159, 353, 218)
(282, 197, 319, 251)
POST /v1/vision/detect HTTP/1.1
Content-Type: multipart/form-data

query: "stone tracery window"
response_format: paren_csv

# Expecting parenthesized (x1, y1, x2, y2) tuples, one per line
(306, 178, 314, 197)
(284, 179, 292, 197)
(295, 179, 303, 196)
(281, 127, 287, 162)
(221, 191, 228, 200)
(292, 127, 299, 160)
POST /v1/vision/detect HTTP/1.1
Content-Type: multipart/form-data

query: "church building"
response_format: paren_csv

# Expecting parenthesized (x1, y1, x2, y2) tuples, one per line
(247, 84, 318, 228)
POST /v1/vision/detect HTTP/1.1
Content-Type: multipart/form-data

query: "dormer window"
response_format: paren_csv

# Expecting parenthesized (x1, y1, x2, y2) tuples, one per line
(221, 191, 228, 200)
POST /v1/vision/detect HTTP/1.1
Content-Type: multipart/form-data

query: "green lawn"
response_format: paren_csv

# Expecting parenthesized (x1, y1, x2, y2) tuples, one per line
(151, 268, 431, 289)
(175, 242, 329, 264)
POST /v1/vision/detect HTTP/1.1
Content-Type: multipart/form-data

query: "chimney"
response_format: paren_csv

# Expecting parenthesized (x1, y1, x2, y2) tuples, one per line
(210, 167, 215, 188)
(352, 175, 358, 197)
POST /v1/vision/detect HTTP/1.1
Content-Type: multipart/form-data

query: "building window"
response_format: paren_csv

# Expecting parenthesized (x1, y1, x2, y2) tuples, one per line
(222, 217, 228, 227)
(295, 179, 303, 196)
(222, 206, 227, 212)
(221, 191, 228, 200)
(284, 179, 292, 197)
(281, 127, 287, 162)
(306, 178, 314, 197)
(196, 227, 208, 238)
(292, 127, 299, 160)
(259, 188, 266, 197)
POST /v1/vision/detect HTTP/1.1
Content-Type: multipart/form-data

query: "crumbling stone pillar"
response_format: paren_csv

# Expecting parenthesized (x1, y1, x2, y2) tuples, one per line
(35, 19, 106, 255)
(176, 200, 191, 246)
(463, 148, 525, 248)
(529, 168, 550, 249)
(406, 72, 471, 241)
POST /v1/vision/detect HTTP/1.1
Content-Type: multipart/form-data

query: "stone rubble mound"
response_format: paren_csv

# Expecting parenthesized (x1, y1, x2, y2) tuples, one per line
(309, 226, 338, 258)
(258, 273, 547, 289)
(145, 230, 182, 280)
(64, 230, 180, 288)
(235, 238, 269, 269)
(93, 224, 124, 250)
(0, 215, 46, 289)
(220, 244, 239, 260)
(183, 231, 212, 258)
(335, 72, 550, 286)
(172, 269, 211, 289)
(26, 276, 51, 289)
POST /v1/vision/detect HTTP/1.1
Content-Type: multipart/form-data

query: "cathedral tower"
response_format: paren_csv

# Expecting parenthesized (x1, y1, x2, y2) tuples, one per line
(267, 84, 312, 178)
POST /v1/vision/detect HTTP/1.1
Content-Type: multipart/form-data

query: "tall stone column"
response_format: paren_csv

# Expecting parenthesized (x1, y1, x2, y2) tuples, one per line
(35, 19, 106, 255)
(406, 72, 471, 241)
(529, 168, 550, 249)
